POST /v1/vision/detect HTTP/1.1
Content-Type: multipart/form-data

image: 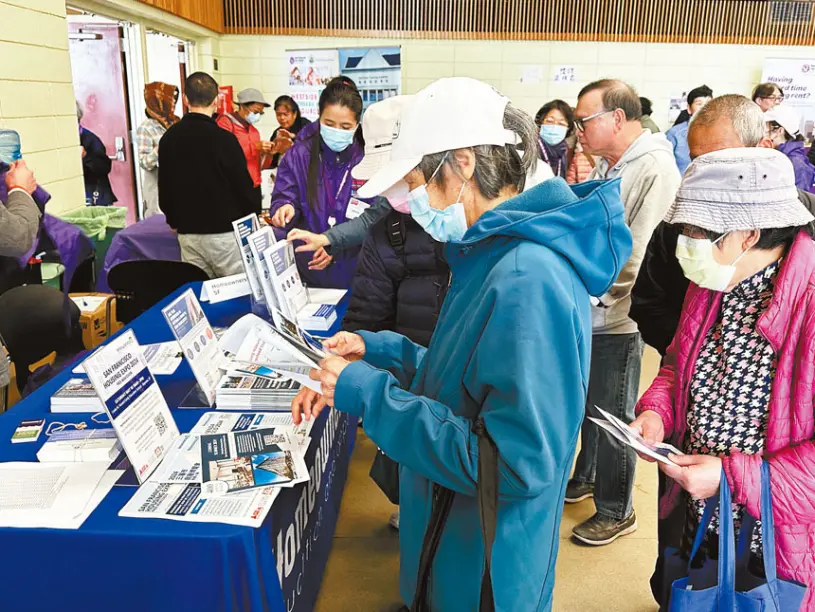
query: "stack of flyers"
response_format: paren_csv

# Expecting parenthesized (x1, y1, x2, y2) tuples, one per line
(587, 405, 683, 466)
(190, 411, 314, 452)
(215, 373, 302, 411)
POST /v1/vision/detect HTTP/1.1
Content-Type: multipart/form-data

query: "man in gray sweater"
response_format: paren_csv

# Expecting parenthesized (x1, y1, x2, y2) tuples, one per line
(568, 79, 681, 545)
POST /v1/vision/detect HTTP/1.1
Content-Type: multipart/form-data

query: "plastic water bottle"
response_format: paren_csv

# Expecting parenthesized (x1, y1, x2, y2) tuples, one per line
(0, 129, 22, 165)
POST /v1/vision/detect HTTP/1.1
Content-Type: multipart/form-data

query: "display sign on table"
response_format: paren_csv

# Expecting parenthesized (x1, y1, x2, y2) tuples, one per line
(83, 329, 180, 483)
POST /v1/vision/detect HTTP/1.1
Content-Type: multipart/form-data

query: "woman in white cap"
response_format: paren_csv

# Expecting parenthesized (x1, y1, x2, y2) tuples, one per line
(764, 104, 815, 194)
(291, 77, 633, 611)
(632, 147, 815, 608)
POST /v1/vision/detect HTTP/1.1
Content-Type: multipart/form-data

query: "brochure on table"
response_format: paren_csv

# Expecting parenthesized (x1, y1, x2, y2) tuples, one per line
(246, 226, 283, 320)
(149, 428, 309, 496)
(190, 411, 314, 450)
(82, 329, 180, 483)
(119, 480, 280, 528)
(263, 240, 342, 330)
(74, 341, 184, 377)
(162, 288, 222, 406)
(232, 213, 265, 303)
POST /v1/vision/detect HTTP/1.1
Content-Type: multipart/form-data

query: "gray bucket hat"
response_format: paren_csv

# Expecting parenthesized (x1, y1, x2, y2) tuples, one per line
(236, 88, 270, 107)
(664, 147, 814, 233)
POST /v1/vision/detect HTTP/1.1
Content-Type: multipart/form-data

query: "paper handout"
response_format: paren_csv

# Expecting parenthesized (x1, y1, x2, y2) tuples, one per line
(588, 405, 683, 466)
(162, 288, 222, 406)
(83, 329, 180, 483)
(232, 214, 265, 303)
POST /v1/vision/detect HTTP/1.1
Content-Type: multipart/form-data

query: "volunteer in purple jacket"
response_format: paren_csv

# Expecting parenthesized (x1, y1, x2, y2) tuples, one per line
(269, 78, 367, 289)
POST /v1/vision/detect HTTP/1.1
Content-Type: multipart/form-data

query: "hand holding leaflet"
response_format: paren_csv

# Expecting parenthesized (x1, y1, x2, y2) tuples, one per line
(588, 405, 683, 466)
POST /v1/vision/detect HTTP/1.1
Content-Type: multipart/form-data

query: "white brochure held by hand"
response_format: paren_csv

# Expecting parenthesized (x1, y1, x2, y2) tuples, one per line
(162, 288, 222, 406)
(83, 329, 180, 483)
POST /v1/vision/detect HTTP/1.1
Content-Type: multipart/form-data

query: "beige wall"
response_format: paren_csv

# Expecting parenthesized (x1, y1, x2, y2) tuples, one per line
(210, 34, 815, 136)
(0, 0, 85, 215)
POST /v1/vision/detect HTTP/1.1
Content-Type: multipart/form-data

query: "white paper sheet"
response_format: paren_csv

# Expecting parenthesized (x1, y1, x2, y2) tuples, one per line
(200, 273, 251, 303)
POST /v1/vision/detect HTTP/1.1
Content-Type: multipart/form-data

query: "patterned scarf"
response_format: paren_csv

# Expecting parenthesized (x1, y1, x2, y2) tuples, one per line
(144, 82, 180, 130)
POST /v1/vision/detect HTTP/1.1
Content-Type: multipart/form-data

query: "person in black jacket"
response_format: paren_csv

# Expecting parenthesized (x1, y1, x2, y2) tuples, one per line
(77, 102, 117, 206)
(342, 210, 449, 348)
(158, 72, 261, 278)
(631, 93, 815, 357)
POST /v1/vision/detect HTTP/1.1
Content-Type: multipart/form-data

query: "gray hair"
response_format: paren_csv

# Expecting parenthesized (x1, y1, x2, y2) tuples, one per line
(688, 94, 765, 147)
(76, 101, 84, 122)
(416, 103, 538, 199)
(578, 79, 642, 121)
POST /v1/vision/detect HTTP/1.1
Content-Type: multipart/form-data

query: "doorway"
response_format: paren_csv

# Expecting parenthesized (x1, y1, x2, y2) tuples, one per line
(68, 16, 138, 224)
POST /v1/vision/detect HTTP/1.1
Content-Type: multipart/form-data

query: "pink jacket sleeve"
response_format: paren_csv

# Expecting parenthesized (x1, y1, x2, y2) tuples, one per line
(724, 442, 815, 525)
(635, 341, 677, 438)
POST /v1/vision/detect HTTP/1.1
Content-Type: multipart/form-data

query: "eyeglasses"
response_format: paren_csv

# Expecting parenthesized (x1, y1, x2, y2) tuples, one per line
(575, 109, 616, 132)
(761, 95, 784, 103)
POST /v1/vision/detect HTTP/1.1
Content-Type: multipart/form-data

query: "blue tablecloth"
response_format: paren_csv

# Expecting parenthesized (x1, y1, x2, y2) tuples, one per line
(0, 284, 355, 612)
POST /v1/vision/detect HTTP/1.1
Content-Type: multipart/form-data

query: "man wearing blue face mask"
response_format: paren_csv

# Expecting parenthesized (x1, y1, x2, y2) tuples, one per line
(217, 88, 277, 200)
(535, 99, 575, 178)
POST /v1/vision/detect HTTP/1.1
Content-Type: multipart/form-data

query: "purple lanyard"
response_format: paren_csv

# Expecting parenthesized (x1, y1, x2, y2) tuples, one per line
(322, 167, 351, 214)
(540, 142, 562, 176)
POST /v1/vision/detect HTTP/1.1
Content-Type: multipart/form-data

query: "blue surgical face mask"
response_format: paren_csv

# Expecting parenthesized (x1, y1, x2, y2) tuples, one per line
(246, 112, 262, 125)
(320, 123, 356, 153)
(407, 155, 469, 243)
(540, 124, 568, 146)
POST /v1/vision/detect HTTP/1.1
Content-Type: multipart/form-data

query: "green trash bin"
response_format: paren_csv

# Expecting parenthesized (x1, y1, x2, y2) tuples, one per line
(59, 206, 127, 287)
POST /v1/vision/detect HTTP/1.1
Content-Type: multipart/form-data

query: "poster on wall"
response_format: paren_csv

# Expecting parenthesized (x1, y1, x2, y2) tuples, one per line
(761, 58, 815, 140)
(339, 47, 402, 112)
(668, 91, 688, 124)
(285, 49, 341, 121)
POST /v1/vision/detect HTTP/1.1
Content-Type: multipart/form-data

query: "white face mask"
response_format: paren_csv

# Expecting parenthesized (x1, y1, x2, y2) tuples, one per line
(675, 234, 751, 292)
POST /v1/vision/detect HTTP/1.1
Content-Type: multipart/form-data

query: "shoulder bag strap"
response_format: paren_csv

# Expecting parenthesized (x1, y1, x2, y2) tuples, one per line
(474, 417, 498, 612)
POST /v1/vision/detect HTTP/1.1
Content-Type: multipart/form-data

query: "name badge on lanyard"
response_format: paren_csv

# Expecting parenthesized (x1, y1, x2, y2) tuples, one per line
(346, 197, 370, 219)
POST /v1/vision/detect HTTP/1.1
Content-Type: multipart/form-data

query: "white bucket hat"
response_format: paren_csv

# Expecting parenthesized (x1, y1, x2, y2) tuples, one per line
(357, 77, 519, 198)
(664, 147, 814, 233)
(352, 95, 414, 181)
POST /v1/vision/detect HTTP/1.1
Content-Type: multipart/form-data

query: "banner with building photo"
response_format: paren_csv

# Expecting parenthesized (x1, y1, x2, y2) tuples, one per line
(339, 46, 402, 111)
(285, 49, 341, 121)
(761, 58, 815, 140)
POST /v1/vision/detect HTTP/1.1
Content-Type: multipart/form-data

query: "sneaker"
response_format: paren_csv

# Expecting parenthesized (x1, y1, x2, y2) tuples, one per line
(388, 510, 400, 530)
(564, 479, 594, 504)
(572, 512, 637, 546)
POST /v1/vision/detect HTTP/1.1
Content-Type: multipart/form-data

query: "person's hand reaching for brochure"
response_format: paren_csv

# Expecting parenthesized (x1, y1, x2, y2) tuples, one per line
(271, 204, 295, 228)
(288, 229, 329, 252)
(309, 356, 350, 408)
(291, 387, 327, 425)
(308, 247, 333, 270)
(322, 331, 365, 361)
(629, 410, 665, 463)
(659, 454, 722, 500)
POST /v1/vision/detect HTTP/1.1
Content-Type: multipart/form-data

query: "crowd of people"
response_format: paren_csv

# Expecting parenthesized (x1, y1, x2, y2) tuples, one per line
(6, 65, 815, 610)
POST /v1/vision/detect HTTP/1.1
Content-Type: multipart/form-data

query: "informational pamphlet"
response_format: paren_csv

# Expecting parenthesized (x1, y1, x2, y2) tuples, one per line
(83, 329, 180, 483)
(162, 289, 222, 406)
(149, 429, 308, 494)
(190, 411, 313, 450)
(200, 273, 251, 304)
(232, 214, 265, 303)
(235, 315, 325, 369)
(588, 405, 683, 466)
(73, 341, 183, 377)
(263, 240, 307, 320)
(119, 480, 281, 527)
(10, 418, 44, 444)
(231, 362, 321, 394)
(246, 226, 282, 317)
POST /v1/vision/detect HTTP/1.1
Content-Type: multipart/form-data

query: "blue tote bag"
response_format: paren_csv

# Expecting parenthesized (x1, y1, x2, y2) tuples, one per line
(669, 462, 807, 611)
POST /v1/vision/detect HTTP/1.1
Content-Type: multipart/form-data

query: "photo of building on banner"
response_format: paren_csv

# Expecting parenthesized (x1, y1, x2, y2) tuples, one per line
(161, 289, 222, 406)
(83, 329, 180, 483)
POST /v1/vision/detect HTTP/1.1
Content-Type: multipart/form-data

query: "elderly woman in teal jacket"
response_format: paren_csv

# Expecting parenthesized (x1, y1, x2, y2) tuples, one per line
(292, 77, 633, 611)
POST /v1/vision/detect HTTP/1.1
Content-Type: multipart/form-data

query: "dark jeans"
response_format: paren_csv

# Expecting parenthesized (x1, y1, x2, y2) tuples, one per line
(573, 332, 643, 521)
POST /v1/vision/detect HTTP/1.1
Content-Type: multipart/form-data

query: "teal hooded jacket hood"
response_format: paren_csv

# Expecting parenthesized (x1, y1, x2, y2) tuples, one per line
(335, 177, 632, 611)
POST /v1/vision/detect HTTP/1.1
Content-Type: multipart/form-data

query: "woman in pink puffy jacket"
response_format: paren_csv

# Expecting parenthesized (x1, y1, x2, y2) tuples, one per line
(632, 147, 815, 609)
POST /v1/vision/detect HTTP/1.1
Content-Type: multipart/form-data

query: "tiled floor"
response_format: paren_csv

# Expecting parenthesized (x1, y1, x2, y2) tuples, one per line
(315, 347, 663, 612)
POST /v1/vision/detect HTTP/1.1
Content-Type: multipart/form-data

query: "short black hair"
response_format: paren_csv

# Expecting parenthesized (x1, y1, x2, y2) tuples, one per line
(534, 99, 575, 137)
(185, 71, 219, 107)
(752, 82, 784, 103)
(578, 79, 642, 121)
(639, 97, 653, 116)
(687, 85, 713, 106)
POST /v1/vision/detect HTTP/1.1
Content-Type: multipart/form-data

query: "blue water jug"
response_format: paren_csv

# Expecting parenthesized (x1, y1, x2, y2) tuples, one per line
(0, 129, 22, 164)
